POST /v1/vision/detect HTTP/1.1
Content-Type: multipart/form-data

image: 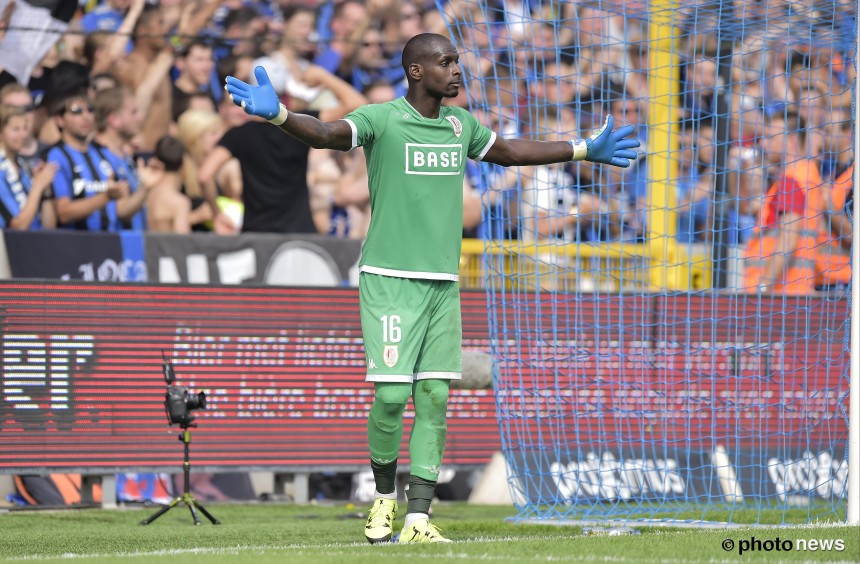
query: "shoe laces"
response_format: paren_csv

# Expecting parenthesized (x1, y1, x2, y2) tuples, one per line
(367, 499, 395, 528)
(419, 520, 446, 539)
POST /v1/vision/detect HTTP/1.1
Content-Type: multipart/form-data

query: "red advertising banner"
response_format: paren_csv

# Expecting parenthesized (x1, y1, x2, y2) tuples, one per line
(0, 283, 848, 472)
(0, 283, 497, 471)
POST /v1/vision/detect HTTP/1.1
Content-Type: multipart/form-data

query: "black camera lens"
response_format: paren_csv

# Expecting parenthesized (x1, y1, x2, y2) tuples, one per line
(187, 391, 206, 410)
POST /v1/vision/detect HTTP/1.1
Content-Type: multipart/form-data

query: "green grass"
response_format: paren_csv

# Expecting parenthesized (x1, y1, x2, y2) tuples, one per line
(0, 503, 857, 563)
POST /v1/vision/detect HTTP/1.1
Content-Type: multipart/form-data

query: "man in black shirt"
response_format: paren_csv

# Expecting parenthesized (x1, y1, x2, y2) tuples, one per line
(199, 64, 365, 233)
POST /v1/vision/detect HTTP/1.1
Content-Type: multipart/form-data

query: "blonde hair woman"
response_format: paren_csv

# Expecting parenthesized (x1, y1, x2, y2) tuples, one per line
(176, 109, 242, 229)
(0, 105, 57, 229)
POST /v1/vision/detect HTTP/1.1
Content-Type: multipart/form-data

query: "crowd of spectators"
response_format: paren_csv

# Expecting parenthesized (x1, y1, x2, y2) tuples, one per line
(0, 0, 854, 291)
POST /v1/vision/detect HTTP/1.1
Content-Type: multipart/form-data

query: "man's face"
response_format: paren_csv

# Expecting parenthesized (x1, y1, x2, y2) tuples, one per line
(761, 118, 794, 180)
(678, 130, 697, 170)
(332, 2, 366, 40)
(399, 3, 423, 41)
(416, 43, 461, 98)
(115, 95, 142, 141)
(58, 98, 95, 141)
(283, 11, 316, 54)
(140, 13, 167, 50)
(358, 29, 384, 68)
(692, 59, 717, 97)
(182, 45, 215, 87)
(533, 63, 574, 105)
(611, 99, 641, 127)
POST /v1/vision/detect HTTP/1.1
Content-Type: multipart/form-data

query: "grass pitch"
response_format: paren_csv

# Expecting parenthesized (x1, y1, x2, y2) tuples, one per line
(0, 503, 857, 563)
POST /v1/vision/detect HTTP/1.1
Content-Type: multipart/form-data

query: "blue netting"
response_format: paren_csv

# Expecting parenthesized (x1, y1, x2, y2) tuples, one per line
(441, 0, 854, 525)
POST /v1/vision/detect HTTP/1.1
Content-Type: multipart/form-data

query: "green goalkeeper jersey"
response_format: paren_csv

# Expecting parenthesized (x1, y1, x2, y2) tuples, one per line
(343, 97, 496, 281)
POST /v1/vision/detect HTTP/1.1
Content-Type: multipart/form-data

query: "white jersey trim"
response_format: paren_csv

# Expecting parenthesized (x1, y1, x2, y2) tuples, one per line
(360, 265, 459, 282)
(475, 131, 497, 161)
(416, 371, 462, 381)
(365, 372, 463, 383)
(342, 118, 358, 150)
(366, 374, 415, 383)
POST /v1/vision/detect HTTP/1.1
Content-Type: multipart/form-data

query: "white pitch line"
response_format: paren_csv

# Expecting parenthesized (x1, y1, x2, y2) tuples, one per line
(4, 533, 857, 564)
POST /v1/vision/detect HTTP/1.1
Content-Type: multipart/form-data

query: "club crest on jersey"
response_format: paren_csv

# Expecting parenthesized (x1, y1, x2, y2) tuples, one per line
(99, 160, 114, 177)
(383, 345, 399, 368)
(445, 116, 463, 137)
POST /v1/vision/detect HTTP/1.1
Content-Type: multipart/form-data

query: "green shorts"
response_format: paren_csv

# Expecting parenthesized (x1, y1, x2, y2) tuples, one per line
(359, 273, 462, 383)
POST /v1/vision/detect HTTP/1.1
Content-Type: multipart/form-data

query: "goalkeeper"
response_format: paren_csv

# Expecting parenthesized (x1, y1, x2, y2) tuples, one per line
(225, 33, 639, 544)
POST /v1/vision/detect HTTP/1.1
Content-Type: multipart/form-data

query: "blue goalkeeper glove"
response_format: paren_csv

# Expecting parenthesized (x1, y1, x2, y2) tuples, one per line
(224, 66, 283, 122)
(574, 114, 640, 168)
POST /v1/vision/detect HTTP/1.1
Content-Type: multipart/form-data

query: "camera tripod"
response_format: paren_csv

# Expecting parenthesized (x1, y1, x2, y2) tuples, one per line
(140, 426, 220, 526)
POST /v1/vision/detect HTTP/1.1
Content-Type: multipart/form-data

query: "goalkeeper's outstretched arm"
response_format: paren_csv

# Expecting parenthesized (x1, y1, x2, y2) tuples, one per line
(484, 114, 640, 168)
(224, 66, 355, 151)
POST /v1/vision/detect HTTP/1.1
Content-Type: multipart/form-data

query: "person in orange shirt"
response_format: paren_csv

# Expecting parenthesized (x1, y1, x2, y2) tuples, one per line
(816, 117, 853, 288)
(744, 111, 823, 295)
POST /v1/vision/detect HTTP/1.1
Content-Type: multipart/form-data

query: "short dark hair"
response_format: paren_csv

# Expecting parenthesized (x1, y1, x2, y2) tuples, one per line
(402, 33, 453, 75)
(93, 87, 130, 132)
(133, 4, 161, 40)
(42, 61, 90, 114)
(223, 6, 258, 30)
(332, 0, 362, 21)
(176, 39, 213, 59)
(155, 135, 185, 172)
(281, 4, 314, 23)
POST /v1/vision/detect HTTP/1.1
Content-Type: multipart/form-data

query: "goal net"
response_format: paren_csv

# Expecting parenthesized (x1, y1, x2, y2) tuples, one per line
(441, 0, 854, 525)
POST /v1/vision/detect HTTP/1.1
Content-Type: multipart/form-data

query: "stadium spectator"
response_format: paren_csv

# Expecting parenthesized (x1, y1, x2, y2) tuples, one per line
(308, 146, 372, 238)
(92, 86, 160, 230)
(682, 56, 717, 121)
(216, 65, 253, 130)
(81, 0, 142, 75)
(0, 104, 57, 229)
(314, 0, 369, 79)
(220, 5, 268, 59)
(675, 120, 714, 243)
(724, 145, 766, 246)
(176, 109, 232, 229)
(252, 5, 328, 109)
(46, 91, 130, 230)
(743, 111, 821, 295)
(527, 60, 577, 112)
(348, 26, 396, 94)
(36, 59, 92, 146)
(172, 40, 218, 121)
(146, 135, 194, 233)
(200, 63, 365, 234)
(111, 4, 172, 151)
(519, 108, 580, 244)
(577, 6, 647, 100)
(0, 83, 47, 171)
(273, 4, 319, 62)
(815, 118, 853, 289)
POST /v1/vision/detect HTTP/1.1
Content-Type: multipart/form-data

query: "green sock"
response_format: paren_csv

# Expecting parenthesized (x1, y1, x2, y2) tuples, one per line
(367, 382, 412, 494)
(406, 475, 437, 514)
(406, 379, 450, 513)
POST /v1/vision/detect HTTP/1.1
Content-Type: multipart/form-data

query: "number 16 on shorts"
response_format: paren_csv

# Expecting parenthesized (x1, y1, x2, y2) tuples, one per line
(380, 315, 401, 368)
